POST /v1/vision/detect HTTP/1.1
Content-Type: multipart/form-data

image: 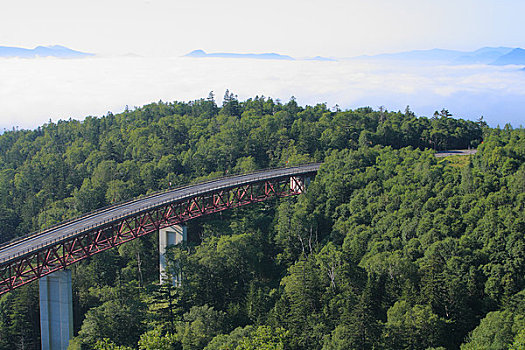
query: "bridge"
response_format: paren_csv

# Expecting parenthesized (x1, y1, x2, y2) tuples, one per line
(0, 163, 320, 294)
(0, 164, 320, 349)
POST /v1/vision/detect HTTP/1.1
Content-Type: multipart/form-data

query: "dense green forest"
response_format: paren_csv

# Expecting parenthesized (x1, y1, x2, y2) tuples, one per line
(0, 93, 523, 349)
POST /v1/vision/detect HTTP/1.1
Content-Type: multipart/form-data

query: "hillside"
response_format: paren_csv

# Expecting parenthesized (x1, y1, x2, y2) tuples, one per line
(0, 96, 522, 350)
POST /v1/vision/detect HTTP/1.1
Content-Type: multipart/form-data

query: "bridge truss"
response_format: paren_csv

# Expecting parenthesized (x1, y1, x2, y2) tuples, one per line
(0, 172, 314, 295)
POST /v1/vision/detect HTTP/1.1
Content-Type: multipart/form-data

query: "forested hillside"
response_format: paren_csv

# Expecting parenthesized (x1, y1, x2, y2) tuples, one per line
(0, 93, 522, 350)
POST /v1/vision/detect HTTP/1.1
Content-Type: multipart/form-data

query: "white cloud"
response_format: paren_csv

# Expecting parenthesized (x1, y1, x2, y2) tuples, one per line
(0, 57, 524, 130)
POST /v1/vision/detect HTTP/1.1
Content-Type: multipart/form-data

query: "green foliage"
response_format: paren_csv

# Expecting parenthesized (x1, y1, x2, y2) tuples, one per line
(383, 301, 447, 349)
(460, 310, 524, 350)
(199, 325, 288, 350)
(168, 232, 263, 314)
(204, 325, 255, 350)
(0, 284, 40, 350)
(92, 338, 134, 350)
(72, 282, 147, 348)
(236, 326, 287, 350)
(321, 277, 381, 350)
(509, 327, 525, 350)
(179, 305, 226, 350)
(232, 156, 258, 174)
(138, 326, 180, 350)
(274, 256, 326, 349)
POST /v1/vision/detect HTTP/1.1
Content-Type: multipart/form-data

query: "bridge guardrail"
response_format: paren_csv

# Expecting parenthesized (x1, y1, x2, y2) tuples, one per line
(0, 164, 321, 263)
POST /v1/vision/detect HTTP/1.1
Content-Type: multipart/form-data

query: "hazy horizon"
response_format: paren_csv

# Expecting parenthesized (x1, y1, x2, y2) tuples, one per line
(1, 56, 523, 131)
(1, 44, 524, 60)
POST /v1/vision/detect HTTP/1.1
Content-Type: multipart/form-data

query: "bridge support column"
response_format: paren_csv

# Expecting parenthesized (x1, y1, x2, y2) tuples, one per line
(159, 225, 187, 285)
(290, 176, 304, 193)
(291, 176, 311, 193)
(39, 269, 73, 350)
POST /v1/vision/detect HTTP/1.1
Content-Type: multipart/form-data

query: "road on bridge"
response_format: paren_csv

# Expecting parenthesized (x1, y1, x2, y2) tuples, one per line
(0, 163, 320, 266)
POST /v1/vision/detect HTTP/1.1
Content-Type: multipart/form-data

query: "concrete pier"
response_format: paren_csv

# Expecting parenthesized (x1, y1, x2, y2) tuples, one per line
(159, 225, 187, 285)
(290, 176, 310, 193)
(290, 176, 304, 193)
(39, 269, 73, 350)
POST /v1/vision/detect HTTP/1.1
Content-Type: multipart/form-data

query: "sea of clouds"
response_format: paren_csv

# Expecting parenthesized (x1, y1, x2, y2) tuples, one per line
(0, 56, 523, 130)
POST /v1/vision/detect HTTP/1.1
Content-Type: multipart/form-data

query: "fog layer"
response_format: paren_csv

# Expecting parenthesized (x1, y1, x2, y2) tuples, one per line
(0, 57, 523, 129)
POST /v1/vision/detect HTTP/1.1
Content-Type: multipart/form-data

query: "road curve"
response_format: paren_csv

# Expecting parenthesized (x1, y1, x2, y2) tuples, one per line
(0, 164, 320, 264)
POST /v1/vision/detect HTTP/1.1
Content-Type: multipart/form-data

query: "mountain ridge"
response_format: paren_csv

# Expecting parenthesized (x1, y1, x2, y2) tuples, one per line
(490, 48, 525, 65)
(0, 45, 94, 58)
(185, 49, 294, 60)
(353, 48, 468, 62)
(348, 46, 523, 65)
(184, 47, 524, 65)
(4, 45, 523, 65)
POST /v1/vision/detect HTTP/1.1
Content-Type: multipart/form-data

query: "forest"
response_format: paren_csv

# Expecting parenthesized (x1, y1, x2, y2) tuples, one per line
(0, 92, 522, 349)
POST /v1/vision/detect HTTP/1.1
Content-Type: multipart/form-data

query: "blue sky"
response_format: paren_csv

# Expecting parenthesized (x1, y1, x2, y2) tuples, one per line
(2, 0, 525, 57)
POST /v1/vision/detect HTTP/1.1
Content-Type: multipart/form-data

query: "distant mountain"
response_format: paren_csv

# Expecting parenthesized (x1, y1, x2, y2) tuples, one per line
(353, 48, 467, 62)
(0, 45, 94, 58)
(350, 47, 524, 66)
(185, 49, 294, 60)
(452, 47, 514, 64)
(185, 47, 525, 65)
(305, 56, 337, 62)
(490, 48, 525, 65)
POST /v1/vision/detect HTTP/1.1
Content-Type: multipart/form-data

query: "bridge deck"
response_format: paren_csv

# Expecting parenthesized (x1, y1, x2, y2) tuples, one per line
(0, 164, 320, 265)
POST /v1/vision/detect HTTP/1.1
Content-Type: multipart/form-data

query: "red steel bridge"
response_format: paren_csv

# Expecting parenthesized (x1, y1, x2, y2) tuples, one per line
(0, 164, 320, 295)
